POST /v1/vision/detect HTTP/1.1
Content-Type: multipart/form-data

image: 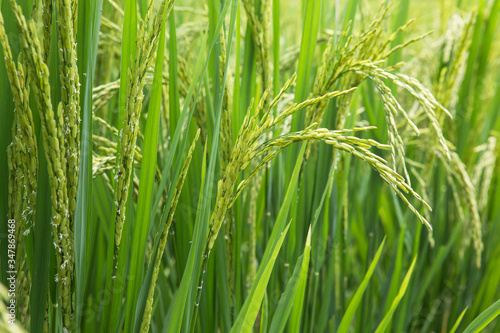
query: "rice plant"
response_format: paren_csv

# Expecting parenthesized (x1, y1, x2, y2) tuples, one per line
(1, 0, 499, 332)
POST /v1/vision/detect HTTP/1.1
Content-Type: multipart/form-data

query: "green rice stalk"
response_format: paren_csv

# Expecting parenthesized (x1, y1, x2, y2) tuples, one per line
(303, 8, 452, 190)
(218, 29, 237, 305)
(242, 0, 271, 100)
(252, 126, 431, 227)
(55, 0, 81, 219)
(140, 130, 200, 333)
(194, 69, 432, 309)
(305, 6, 440, 168)
(0, 15, 39, 276)
(7, 2, 73, 328)
(111, 0, 174, 278)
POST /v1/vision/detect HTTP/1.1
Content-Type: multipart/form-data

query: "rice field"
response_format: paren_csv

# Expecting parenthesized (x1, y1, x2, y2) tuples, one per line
(0, 0, 499, 332)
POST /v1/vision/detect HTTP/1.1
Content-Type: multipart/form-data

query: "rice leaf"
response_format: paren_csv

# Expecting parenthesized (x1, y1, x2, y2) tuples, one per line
(269, 226, 312, 333)
(231, 143, 306, 333)
(463, 299, 500, 333)
(74, 0, 103, 331)
(374, 256, 417, 333)
(337, 237, 386, 332)
(292, 0, 322, 131)
(449, 308, 468, 333)
(165, 1, 238, 332)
